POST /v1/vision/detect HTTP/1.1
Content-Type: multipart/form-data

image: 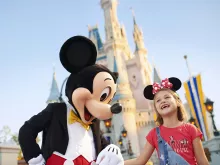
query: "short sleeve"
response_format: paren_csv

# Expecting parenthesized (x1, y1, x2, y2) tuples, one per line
(188, 123, 203, 140)
(146, 128, 156, 148)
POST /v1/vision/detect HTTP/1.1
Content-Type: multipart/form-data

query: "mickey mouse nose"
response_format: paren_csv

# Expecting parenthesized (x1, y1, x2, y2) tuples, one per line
(110, 103, 122, 114)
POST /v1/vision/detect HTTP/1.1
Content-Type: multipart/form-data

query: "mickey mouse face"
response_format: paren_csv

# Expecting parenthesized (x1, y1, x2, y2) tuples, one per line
(71, 70, 118, 123)
(60, 36, 122, 124)
(92, 72, 117, 104)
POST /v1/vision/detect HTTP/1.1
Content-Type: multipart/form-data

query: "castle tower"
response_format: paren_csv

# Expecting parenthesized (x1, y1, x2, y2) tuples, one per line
(100, 0, 121, 41)
(132, 9, 146, 56)
(127, 8, 152, 111)
(46, 67, 60, 104)
(131, 8, 152, 86)
(100, 0, 140, 157)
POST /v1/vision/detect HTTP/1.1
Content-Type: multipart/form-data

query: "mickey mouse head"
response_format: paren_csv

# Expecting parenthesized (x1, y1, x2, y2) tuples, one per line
(60, 36, 122, 124)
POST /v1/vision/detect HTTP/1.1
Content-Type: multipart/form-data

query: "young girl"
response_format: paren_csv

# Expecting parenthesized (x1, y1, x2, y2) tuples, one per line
(124, 77, 209, 165)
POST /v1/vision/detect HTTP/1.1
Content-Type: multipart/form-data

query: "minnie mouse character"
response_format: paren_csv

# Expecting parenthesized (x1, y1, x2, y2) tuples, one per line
(19, 36, 124, 165)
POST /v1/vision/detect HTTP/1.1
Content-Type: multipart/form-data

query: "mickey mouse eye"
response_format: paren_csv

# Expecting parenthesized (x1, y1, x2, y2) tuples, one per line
(100, 87, 111, 102)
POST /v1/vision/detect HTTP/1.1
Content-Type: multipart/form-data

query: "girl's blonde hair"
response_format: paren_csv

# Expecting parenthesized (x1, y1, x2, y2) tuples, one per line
(154, 88, 187, 126)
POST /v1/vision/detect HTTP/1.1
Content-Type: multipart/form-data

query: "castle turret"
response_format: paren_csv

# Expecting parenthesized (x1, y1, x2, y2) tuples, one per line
(46, 68, 60, 104)
(153, 64, 161, 83)
(131, 8, 147, 56)
(130, 8, 152, 86)
(100, 0, 132, 59)
(100, 0, 121, 41)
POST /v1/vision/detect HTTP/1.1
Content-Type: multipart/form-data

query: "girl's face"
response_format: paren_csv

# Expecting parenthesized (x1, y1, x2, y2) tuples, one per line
(154, 90, 179, 117)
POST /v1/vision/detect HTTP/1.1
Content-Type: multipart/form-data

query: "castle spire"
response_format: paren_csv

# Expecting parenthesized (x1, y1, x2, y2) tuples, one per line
(130, 7, 136, 25)
(46, 66, 60, 104)
(153, 65, 161, 83)
(131, 8, 147, 55)
(152, 58, 161, 83)
(101, 0, 122, 41)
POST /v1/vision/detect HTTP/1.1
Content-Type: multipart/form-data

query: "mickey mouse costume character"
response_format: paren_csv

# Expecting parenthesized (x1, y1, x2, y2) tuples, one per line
(19, 36, 124, 165)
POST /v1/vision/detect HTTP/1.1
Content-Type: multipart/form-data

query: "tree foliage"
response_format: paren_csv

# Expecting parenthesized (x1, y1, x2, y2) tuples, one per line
(0, 125, 12, 143)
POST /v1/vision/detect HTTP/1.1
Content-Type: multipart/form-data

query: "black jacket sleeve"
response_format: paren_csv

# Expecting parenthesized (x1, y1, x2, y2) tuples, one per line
(100, 132, 110, 150)
(18, 103, 55, 162)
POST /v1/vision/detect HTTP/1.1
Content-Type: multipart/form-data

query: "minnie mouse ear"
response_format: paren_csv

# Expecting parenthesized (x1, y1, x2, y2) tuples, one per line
(143, 85, 154, 100)
(143, 77, 182, 100)
(169, 77, 182, 91)
(60, 36, 97, 73)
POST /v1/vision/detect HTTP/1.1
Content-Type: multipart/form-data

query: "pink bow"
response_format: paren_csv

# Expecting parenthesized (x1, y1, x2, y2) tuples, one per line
(152, 78, 173, 94)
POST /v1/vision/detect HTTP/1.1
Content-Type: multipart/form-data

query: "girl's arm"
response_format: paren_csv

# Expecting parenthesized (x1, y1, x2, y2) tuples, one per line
(193, 137, 209, 165)
(124, 141, 155, 165)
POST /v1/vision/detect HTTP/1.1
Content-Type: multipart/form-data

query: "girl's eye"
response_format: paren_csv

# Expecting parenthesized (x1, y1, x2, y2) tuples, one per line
(156, 99, 160, 103)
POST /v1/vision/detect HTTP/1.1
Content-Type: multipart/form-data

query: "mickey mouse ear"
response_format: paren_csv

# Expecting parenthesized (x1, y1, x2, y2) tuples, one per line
(143, 85, 154, 100)
(60, 36, 97, 73)
(169, 77, 182, 91)
(112, 72, 119, 80)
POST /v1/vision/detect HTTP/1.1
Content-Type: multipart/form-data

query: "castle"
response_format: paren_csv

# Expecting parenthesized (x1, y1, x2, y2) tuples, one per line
(46, 0, 161, 164)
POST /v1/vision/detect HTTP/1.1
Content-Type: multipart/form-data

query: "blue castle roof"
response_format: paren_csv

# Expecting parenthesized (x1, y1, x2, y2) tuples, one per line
(89, 27, 103, 50)
(96, 55, 107, 62)
(46, 72, 60, 104)
(153, 66, 161, 83)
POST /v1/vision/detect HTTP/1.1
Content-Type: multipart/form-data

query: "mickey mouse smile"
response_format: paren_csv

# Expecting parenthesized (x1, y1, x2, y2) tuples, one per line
(84, 106, 93, 121)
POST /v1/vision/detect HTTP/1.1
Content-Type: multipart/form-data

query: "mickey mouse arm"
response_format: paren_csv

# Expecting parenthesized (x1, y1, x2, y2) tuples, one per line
(18, 103, 55, 162)
(100, 133, 110, 150)
(99, 127, 111, 150)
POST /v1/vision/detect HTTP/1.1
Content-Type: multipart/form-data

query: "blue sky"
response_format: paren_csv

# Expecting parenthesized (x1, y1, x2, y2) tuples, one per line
(0, 0, 220, 135)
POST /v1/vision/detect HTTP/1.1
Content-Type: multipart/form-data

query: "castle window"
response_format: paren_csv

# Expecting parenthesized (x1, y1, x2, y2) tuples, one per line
(132, 75, 136, 81)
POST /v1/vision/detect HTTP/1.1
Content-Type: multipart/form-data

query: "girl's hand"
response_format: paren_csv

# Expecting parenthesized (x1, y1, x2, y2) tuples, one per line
(124, 141, 155, 165)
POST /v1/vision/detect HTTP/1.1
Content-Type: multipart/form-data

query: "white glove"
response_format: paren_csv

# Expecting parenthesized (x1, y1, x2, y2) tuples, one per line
(96, 144, 124, 165)
(28, 154, 46, 165)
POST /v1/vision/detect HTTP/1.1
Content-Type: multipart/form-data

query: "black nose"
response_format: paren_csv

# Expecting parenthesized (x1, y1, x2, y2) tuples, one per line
(110, 103, 122, 114)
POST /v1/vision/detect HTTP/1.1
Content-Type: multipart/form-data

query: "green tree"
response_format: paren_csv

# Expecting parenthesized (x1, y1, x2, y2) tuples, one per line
(0, 125, 42, 160)
(11, 133, 19, 145)
(0, 125, 11, 143)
